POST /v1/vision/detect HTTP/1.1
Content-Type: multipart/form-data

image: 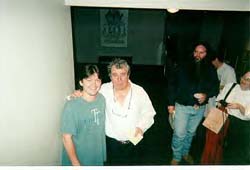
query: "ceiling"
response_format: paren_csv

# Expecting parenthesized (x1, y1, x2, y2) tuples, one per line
(65, 0, 250, 11)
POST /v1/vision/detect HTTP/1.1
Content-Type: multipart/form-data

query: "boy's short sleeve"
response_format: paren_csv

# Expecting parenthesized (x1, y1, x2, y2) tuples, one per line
(61, 102, 77, 136)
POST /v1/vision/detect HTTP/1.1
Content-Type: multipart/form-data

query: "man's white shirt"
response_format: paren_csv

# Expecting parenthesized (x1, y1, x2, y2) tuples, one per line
(100, 81, 156, 141)
(217, 63, 236, 87)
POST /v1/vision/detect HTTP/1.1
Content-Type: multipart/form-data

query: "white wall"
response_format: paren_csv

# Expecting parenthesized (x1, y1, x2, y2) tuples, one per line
(65, 0, 250, 11)
(0, 0, 74, 165)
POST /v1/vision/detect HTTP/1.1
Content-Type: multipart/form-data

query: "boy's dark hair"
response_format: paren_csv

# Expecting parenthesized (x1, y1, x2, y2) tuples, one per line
(79, 64, 100, 81)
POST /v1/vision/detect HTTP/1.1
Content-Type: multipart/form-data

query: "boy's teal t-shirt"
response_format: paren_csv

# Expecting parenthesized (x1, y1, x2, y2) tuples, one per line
(61, 93, 106, 166)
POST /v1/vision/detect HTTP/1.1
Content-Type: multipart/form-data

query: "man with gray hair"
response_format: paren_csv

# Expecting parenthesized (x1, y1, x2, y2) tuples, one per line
(101, 58, 156, 165)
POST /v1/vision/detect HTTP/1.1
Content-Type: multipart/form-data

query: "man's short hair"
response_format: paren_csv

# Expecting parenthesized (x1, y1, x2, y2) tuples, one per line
(107, 58, 131, 77)
(210, 51, 224, 62)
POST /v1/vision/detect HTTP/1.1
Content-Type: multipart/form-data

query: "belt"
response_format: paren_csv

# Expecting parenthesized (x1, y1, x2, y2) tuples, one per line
(177, 102, 199, 109)
(107, 136, 131, 145)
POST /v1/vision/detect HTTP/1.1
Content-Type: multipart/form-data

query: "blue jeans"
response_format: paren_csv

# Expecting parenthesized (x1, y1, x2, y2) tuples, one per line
(172, 103, 205, 161)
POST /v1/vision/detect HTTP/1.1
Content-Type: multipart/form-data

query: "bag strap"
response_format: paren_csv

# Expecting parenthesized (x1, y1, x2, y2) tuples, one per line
(223, 83, 237, 101)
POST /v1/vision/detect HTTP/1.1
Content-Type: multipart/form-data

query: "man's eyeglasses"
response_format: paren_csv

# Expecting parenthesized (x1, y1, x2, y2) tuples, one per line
(241, 76, 250, 82)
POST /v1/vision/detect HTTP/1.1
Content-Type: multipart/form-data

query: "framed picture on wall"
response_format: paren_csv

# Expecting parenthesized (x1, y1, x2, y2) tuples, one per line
(100, 9, 128, 47)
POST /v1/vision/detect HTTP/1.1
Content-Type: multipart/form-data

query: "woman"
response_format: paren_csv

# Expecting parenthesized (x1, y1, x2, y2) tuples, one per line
(61, 65, 106, 166)
(201, 71, 250, 164)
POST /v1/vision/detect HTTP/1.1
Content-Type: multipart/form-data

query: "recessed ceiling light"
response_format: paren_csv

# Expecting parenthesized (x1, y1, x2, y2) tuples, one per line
(167, 8, 179, 13)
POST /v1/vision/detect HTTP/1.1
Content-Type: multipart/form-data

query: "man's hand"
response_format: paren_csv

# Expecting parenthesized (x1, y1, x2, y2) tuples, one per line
(73, 90, 82, 97)
(227, 103, 245, 115)
(134, 127, 143, 137)
(168, 106, 175, 115)
(197, 93, 207, 104)
(67, 90, 82, 100)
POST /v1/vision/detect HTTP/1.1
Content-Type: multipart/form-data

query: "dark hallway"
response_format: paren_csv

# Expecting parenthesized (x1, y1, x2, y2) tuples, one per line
(75, 64, 205, 165)
(72, 8, 250, 166)
(75, 63, 250, 166)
